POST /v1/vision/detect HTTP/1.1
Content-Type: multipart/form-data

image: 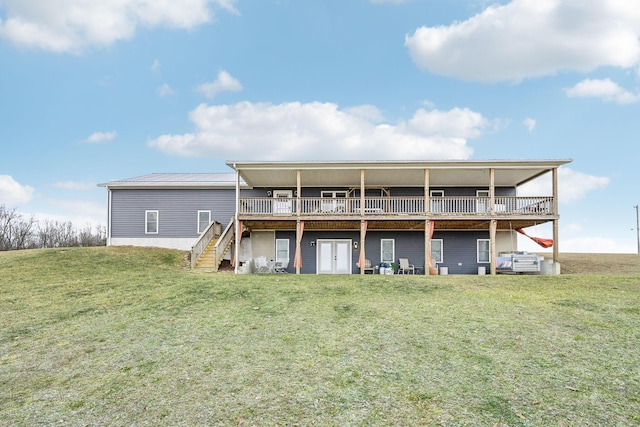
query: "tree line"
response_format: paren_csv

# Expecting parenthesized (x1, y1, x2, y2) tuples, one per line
(0, 205, 106, 251)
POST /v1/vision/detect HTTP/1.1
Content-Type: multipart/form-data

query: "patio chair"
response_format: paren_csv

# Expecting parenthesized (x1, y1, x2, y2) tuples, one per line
(274, 258, 289, 273)
(398, 258, 415, 274)
(254, 256, 271, 273)
(361, 259, 375, 274)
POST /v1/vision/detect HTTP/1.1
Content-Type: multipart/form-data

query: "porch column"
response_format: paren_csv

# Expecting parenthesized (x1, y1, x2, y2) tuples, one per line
(234, 166, 240, 274)
(489, 168, 495, 213)
(295, 220, 301, 275)
(296, 169, 301, 216)
(490, 219, 497, 275)
(424, 168, 430, 270)
(360, 169, 366, 274)
(552, 167, 559, 263)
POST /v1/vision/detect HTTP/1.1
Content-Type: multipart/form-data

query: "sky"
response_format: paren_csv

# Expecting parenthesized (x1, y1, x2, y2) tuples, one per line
(1, 0, 639, 254)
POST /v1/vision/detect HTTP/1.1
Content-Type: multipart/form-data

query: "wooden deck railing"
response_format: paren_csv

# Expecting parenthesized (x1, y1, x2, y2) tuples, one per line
(239, 196, 555, 217)
(190, 220, 222, 269)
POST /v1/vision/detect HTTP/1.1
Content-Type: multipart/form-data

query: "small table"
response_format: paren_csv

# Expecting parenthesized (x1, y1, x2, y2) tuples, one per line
(414, 267, 424, 275)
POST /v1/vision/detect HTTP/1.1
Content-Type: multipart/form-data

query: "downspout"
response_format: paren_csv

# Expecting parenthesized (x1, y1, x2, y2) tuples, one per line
(360, 169, 365, 274)
(234, 164, 240, 274)
(489, 168, 496, 275)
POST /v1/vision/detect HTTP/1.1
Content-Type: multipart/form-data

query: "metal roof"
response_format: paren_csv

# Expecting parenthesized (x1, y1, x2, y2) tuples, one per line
(98, 173, 244, 189)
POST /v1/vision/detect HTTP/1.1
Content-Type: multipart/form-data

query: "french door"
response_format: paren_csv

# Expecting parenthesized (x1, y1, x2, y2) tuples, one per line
(317, 239, 352, 274)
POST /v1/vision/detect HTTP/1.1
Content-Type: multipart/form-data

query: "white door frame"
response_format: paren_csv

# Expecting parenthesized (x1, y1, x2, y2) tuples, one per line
(273, 190, 293, 214)
(316, 239, 352, 274)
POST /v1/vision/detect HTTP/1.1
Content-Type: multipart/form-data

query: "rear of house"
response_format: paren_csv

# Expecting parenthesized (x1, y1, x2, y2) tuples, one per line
(99, 159, 571, 275)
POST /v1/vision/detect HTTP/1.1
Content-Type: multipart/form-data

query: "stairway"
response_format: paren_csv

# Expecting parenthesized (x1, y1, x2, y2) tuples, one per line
(194, 239, 218, 270)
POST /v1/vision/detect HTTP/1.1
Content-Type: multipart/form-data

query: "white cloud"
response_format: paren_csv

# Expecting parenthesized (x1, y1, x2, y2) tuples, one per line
(53, 181, 96, 191)
(0, 175, 35, 206)
(157, 83, 176, 97)
(151, 59, 161, 74)
(82, 131, 117, 144)
(148, 101, 486, 160)
(518, 167, 610, 204)
(0, 0, 237, 53)
(523, 118, 536, 132)
(565, 78, 639, 104)
(196, 71, 243, 99)
(560, 236, 636, 254)
(405, 0, 640, 82)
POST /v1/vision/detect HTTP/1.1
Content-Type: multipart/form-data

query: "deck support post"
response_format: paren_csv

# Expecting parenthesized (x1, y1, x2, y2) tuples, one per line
(490, 219, 497, 275)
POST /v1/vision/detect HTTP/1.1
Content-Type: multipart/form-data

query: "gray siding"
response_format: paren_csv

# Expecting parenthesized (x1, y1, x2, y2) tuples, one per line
(272, 229, 490, 274)
(111, 188, 258, 239)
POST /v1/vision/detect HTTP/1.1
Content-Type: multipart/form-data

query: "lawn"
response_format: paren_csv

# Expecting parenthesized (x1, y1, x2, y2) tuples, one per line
(1, 247, 639, 426)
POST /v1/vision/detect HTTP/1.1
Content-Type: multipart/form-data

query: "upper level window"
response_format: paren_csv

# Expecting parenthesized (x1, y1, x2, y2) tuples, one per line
(146, 210, 158, 234)
(198, 211, 211, 234)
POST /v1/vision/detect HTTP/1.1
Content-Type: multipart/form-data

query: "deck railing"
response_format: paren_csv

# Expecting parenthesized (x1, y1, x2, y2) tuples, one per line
(239, 196, 555, 217)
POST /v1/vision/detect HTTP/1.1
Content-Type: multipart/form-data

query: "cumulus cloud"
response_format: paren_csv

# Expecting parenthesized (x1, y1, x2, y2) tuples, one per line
(82, 131, 117, 144)
(518, 167, 610, 204)
(157, 83, 176, 97)
(147, 101, 487, 160)
(523, 118, 536, 132)
(196, 71, 243, 99)
(0, 175, 35, 205)
(565, 78, 639, 104)
(0, 0, 237, 53)
(405, 0, 640, 82)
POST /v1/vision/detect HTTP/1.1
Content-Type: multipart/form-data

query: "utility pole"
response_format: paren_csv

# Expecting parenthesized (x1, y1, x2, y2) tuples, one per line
(635, 205, 640, 255)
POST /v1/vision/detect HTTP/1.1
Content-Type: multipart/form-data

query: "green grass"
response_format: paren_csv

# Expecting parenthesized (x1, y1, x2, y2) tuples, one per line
(1, 247, 639, 426)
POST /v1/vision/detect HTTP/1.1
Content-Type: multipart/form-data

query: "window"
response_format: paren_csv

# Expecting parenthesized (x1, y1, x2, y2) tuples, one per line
(430, 239, 443, 264)
(145, 210, 158, 234)
(198, 211, 211, 234)
(477, 239, 490, 263)
(381, 239, 395, 263)
(430, 190, 444, 213)
(321, 191, 348, 212)
(276, 239, 289, 262)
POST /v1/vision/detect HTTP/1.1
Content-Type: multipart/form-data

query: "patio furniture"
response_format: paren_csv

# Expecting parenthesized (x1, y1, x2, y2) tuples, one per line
(361, 259, 375, 274)
(398, 258, 415, 274)
(274, 258, 289, 273)
(254, 256, 272, 273)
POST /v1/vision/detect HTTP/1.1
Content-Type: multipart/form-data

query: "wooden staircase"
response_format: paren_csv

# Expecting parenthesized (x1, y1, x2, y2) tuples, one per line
(191, 217, 235, 272)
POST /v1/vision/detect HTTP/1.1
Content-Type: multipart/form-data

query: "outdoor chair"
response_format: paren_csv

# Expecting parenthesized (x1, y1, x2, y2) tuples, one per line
(274, 258, 289, 273)
(362, 259, 375, 274)
(398, 258, 415, 274)
(254, 256, 271, 273)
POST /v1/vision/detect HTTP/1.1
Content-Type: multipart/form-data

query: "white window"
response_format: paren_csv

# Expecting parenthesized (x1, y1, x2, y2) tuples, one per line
(430, 190, 444, 213)
(476, 190, 490, 213)
(145, 210, 158, 234)
(321, 191, 348, 212)
(430, 239, 443, 264)
(381, 239, 395, 263)
(477, 239, 490, 263)
(276, 239, 289, 262)
(198, 211, 211, 234)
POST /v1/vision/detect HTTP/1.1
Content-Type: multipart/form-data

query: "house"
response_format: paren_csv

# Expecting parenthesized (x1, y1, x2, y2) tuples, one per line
(98, 159, 572, 275)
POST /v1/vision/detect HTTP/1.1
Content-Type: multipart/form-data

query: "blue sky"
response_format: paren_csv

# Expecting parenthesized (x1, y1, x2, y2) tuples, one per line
(1, 0, 639, 253)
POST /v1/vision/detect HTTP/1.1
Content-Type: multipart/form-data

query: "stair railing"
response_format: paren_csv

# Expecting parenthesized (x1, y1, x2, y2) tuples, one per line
(191, 220, 222, 269)
(212, 217, 236, 271)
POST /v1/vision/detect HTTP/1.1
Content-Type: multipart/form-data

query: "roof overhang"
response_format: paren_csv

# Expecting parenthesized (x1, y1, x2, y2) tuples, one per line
(226, 159, 573, 188)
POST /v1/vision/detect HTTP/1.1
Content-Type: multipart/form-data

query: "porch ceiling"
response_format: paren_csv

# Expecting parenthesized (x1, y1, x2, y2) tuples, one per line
(227, 160, 572, 188)
(241, 218, 550, 231)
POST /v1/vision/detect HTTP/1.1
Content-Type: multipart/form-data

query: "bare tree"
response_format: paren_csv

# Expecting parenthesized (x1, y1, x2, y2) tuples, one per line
(0, 204, 106, 251)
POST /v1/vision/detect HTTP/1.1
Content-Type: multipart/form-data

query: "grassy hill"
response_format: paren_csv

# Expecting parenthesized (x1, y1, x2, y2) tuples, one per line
(1, 247, 639, 426)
